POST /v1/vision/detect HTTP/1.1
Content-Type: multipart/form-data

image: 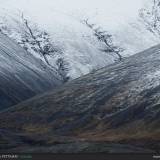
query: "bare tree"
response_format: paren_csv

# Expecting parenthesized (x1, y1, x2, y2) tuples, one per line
(20, 14, 69, 82)
(21, 14, 58, 66)
(56, 58, 69, 83)
(139, 0, 160, 36)
(82, 19, 123, 61)
(0, 21, 10, 35)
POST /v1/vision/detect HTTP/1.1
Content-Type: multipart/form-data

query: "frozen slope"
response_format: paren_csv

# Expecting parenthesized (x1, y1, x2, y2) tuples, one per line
(0, 0, 159, 80)
(0, 8, 159, 79)
(0, 10, 116, 79)
(0, 33, 61, 110)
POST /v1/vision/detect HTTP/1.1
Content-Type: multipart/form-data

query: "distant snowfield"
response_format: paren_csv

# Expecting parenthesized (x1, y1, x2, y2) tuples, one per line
(0, 0, 159, 79)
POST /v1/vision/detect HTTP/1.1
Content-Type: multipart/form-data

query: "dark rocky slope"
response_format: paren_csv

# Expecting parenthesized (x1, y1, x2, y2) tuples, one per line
(0, 33, 61, 110)
(0, 44, 160, 153)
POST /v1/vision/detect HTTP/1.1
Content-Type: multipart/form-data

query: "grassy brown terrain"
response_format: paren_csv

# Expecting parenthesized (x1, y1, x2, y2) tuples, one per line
(0, 45, 160, 153)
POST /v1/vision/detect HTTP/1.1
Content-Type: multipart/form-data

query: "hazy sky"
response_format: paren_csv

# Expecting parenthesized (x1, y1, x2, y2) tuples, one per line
(1, 0, 146, 18)
(0, 0, 148, 31)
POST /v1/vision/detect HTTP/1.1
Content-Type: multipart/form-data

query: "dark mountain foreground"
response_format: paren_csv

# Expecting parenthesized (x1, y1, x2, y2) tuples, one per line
(0, 44, 160, 153)
(0, 33, 61, 110)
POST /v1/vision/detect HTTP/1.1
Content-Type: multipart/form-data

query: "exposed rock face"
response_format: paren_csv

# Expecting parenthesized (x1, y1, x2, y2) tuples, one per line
(0, 33, 61, 110)
(0, 44, 160, 153)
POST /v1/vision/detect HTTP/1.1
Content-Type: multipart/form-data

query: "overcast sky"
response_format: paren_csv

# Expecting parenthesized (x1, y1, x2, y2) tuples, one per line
(1, 0, 146, 18)
(0, 0, 148, 31)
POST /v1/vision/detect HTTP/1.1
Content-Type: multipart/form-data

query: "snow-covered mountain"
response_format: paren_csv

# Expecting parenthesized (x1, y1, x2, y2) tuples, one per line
(0, 0, 160, 154)
(0, 10, 117, 80)
(0, 32, 61, 109)
(0, 0, 159, 80)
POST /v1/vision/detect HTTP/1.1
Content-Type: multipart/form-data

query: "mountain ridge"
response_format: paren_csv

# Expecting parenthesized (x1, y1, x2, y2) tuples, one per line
(0, 44, 160, 153)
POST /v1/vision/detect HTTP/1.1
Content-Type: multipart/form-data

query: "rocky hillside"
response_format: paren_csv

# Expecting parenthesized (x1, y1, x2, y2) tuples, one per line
(0, 33, 61, 110)
(0, 44, 160, 153)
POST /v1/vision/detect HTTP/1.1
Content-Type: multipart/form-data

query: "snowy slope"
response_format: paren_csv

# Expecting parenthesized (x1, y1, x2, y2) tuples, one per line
(0, 0, 159, 79)
(0, 33, 61, 109)
(110, 19, 159, 57)
(0, 10, 117, 79)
